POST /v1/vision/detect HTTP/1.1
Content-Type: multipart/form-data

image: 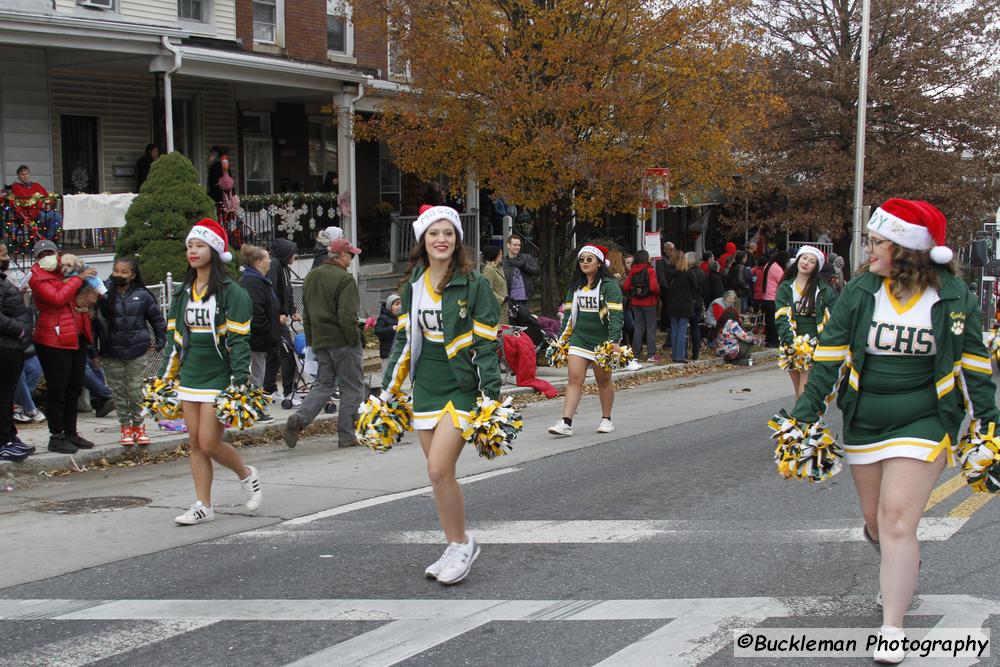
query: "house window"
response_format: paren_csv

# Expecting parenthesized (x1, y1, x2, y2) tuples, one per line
(387, 21, 411, 81)
(178, 0, 206, 21)
(253, 0, 280, 44)
(308, 117, 338, 188)
(326, 0, 351, 54)
(242, 111, 273, 195)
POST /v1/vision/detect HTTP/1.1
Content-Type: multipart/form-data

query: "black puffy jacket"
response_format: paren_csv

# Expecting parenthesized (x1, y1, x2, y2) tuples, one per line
(97, 282, 167, 360)
(0, 272, 29, 351)
(373, 303, 399, 358)
(240, 268, 281, 351)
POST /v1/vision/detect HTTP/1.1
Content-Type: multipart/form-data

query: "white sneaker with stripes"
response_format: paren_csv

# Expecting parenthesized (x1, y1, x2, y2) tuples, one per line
(424, 543, 459, 580)
(175, 501, 214, 525)
(240, 466, 263, 512)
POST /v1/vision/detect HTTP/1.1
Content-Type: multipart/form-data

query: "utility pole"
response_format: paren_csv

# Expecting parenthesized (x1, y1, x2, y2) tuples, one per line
(850, 0, 872, 271)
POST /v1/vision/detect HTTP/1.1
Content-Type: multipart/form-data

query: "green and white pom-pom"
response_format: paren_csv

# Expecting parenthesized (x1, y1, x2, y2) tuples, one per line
(355, 390, 414, 452)
(988, 330, 1000, 363)
(593, 341, 635, 372)
(460, 395, 524, 460)
(141, 376, 182, 421)
(545, 340, 569, 368)
(958, 421, 1000, 493)
(768, 410, 843, 482)
(215, 384, 272, 429)
(777, 335, 818, 372)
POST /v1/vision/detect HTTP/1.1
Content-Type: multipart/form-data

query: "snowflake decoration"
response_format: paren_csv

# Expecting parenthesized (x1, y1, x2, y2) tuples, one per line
(275, 200, 308, 239)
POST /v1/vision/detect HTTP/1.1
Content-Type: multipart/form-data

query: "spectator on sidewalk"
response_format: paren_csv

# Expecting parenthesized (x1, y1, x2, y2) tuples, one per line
(29, 239, 97, 454)
(714, 307, 756, 365)
(503, 233, 538, 312)
(374, 293, 401, 375)
(481, 246, 509, 325)
(719, 241, 737, 272)
(239, 244, 280, 424)
(623, 250, 660, 362)
(751, 256, 767, 310)
(266, 238, 302, 409)
(664, 251, 697, 363)
(655, 241, 675, 336)
(687, 251, 706, 361)
(621, 253, 635, 350)
(284, 237, 365, 449)
(136, 144, 159, 191)
(311, 226, 343, 269)
(97, 257, 166, 446)
(0, 242, 33, 460)
(761, 251, 789, 347)
(703, 260, 725, 307)
(83, 353, 115, 417)
(13, 355, 44, 424)
(726, 251, 751, 312)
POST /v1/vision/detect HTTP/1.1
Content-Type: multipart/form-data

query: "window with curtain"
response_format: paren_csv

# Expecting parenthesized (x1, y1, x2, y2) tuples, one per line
(253, 0, 278, 43)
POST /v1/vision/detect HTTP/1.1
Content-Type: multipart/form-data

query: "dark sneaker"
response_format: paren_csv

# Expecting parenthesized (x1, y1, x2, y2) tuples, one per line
(8, 438, 35, 456)
(0, 445, 29, 462)
(323, 401, 338, 415)
(331, 388, 340, 400)
(48, 435, 78, 454)
(284, 413, 303, 449)
(93, 398, 116, 418)
(65, 434, 95, 449)
(337, 436, 359, 448)
(257, 413, 275, 424)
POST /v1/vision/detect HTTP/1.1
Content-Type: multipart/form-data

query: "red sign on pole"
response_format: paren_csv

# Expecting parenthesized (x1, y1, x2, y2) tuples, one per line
(641, 167, 671, 209)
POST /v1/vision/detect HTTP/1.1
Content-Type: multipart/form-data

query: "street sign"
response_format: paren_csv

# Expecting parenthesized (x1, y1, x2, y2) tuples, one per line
(642, 167, 671, 209)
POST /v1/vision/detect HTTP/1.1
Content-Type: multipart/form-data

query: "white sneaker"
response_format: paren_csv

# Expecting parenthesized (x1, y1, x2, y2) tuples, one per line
(175, 501, 215, 525)
(283, 394, 303, 407)
(548, 420, 573, 437)
(625, 360, 642, 371)
(425, 544, 459, 579)
(873, 625, 906, 664)
(240, 466, 263, 512)
(437, 536, 480, 585)
(12, 407, 31, 423)
(269, 391, 281, 402)
(597, 418, 615, 433)
(29, 409, 46, 423)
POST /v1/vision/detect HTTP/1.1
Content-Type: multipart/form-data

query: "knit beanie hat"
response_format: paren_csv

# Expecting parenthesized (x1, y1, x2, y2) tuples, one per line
(867, 198, 952, 264)
(186, 218, 232, 263)
(413, 205, 463, 241)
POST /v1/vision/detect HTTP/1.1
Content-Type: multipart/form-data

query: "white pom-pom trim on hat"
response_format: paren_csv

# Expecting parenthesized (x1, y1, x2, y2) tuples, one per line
(221, 251, 233, 263)
(930, 246, 953, 264)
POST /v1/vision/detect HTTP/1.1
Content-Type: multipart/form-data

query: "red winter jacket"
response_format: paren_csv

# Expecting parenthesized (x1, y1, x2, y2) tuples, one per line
(10, 181, 49, 219)
(719, 242, 737, 272)
(622, 263, 661, 307)
(29, 264, 92, 350)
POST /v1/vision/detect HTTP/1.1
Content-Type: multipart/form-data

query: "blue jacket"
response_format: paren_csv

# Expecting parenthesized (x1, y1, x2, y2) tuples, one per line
(97, 281, 167, 360)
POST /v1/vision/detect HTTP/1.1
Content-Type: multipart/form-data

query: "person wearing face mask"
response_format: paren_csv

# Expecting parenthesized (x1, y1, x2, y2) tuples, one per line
(97, 257, 166, 446)
(0, 243, 34, 461)
(29, 239, 97, 454)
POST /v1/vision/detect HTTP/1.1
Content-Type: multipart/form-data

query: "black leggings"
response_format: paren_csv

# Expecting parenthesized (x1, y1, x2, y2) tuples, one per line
(0, 347, 24, 445)
(263, 327, 297, 395)
(35, 341, 87, 437)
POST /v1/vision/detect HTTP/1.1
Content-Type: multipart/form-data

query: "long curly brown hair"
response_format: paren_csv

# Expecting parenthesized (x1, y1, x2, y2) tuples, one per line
(402, 233, 473, 293)
(859, 244, 956, 298)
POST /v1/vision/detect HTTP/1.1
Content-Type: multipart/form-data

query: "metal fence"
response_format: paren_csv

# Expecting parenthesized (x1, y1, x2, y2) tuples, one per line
(392, 212, 480, 264)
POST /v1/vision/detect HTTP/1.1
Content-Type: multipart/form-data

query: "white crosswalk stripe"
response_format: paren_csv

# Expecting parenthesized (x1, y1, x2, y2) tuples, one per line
(1, 595, 995, 666)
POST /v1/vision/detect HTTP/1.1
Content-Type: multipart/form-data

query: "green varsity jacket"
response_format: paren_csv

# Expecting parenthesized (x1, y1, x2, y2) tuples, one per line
(774, 278, 838, 345)
(790, 269, 999, 434)
(157, 278, 253, 386)
(557, 278, 625, 342)
(382, 266, 502, 400)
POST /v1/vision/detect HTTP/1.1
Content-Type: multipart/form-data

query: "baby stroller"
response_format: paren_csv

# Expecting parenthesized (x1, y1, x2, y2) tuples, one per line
(507, 300, 558, 366)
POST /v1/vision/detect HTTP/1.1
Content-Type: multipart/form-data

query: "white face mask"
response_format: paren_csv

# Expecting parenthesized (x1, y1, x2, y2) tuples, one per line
(39, 254, 59, 271)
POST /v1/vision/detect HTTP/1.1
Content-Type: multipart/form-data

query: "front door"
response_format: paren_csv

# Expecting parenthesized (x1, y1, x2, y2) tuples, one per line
(60, 115, 100, 194)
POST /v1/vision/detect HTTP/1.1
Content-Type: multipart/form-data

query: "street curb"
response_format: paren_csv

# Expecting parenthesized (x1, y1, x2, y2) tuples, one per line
(1, 348, 778, 477)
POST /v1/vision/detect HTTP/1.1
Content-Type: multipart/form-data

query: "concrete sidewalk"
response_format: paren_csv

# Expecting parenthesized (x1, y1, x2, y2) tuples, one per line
(2, 348, 778, 477)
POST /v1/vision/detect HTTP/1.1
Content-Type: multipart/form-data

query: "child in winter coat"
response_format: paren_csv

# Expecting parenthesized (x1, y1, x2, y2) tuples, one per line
(374, 293, 401, 374)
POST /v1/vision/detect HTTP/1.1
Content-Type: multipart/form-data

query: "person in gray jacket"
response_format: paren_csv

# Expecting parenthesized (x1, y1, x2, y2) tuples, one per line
(502, 234, 538, 312)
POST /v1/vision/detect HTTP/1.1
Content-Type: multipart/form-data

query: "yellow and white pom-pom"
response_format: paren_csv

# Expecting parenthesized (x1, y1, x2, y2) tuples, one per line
(777, 334, 818, 372)
(141, 377, 182, 421)
(215, 384, 272, 430)
(593, 341, 635, 372)
(355, 390, 414, 452)
(958, 422, 1000, 493)
(988, 330, 1000, 363)
(461, 395, 523, 460)
(545, 339, 569, 368)
(768, 410, 844, 482)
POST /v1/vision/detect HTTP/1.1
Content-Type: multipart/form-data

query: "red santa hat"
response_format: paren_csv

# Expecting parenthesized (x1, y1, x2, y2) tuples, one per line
(866, 198, 952, 264)
(186, 218, 233, 263)
(579, 244, 611, 267)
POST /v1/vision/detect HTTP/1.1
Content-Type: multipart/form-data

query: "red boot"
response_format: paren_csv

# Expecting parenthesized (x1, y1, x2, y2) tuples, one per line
(134, 424, 151, 446)
(119, 425, 135, 446)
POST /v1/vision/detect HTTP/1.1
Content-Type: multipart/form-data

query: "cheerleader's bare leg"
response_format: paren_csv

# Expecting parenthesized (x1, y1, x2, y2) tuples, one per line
(562, 356, 589, 419)
(876, 455, 945, 627)
(849, 462, 882, 545)
(788, 369, 802, 398)
(796, 370, 810, 399)
(183, 401, 215, 506)
(419, 422, 467, 544)
(593, 364, 614, 417)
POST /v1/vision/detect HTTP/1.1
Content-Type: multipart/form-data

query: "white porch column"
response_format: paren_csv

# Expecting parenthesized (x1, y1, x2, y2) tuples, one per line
(334, 90, 357, 278)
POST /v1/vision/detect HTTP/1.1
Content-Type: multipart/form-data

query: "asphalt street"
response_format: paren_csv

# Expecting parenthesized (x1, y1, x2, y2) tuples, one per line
(1, 366, 999, 665)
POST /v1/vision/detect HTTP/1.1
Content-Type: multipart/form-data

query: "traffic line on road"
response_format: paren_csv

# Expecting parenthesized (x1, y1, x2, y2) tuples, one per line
(0, 619, 213, 667)
(924, 473, 967, 512)
(948, 493, 993, 519)
(2, 595, 996, 667)
(283, 467, 520, 526)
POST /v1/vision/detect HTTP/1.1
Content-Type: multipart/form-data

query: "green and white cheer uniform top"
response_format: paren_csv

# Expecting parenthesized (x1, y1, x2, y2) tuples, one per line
(774, 278, 835, 345)
(789, 270, 999, 468)
(158, 279, 253, 403)
(558, 278, 624, 361)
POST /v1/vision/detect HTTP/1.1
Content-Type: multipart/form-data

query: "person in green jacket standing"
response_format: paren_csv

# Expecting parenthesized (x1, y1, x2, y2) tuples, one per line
(159, 219, 262, 526)
(774, 245, 837, 398)
(548, 244, 624, 437)
(284, 237, 365, 450)
(381, 205, 501, 585)
(785, 199, 1000, 663)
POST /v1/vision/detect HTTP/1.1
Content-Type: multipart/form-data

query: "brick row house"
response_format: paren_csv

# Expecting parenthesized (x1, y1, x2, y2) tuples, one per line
(0, 0, 471, 306)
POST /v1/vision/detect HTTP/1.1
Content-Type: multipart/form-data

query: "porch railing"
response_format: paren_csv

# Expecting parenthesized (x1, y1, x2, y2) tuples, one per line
(391, 212, 480, 265)
(232, 193, 340, 253)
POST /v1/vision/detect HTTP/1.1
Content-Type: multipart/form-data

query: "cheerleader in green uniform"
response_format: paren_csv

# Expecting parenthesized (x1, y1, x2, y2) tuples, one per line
(786, 200, 999, 663)
(158, 219, 262, 526)
(548, 244, 624, 437)
(381, 205, 501, 585)
(774, 245, 836, 398)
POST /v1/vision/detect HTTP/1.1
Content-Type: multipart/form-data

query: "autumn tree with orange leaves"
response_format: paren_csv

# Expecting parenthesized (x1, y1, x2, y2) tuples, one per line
(355, 0, 777, 312)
